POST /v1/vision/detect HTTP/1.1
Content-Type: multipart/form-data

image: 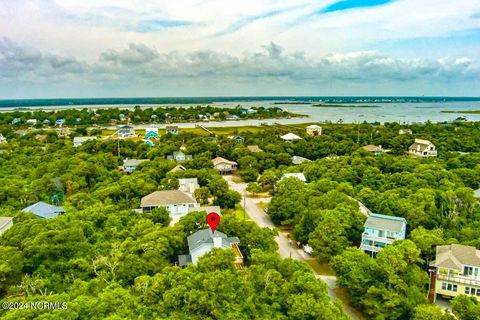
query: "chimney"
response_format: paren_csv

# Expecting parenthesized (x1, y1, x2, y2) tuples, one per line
(213, 236, 222, 248)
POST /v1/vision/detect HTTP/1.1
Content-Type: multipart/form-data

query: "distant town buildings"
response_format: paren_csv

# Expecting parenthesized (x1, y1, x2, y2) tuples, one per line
(408, 139, 437, 157)
(56, 127, 71, 137)
(178, 229, 242, 267)
(140, 190, 199, 218)
(431, 244, 480, 302)
(280, 133, 302, 142)
(0, 217, 13, 236)
(22, 201, 65, 219)
(73, 136, 97, 147)
(167, 151, 193, 162)
(121, 159, 148, 173)
(306, 125, 322, 136)
(212, 157, 237, 174)
(360, 213, 407, 255)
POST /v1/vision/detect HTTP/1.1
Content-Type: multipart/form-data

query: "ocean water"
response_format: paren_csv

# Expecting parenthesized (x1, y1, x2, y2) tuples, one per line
(1, 97, 479, 123)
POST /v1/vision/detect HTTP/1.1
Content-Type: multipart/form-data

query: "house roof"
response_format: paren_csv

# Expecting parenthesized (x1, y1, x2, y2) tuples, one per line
(188, 206, 221, 214)
(170, 164, 186, 172)
(281, 133, 302, 140)
(0, 217, 13, 229)
(22, 201, 65, 219)
(141, 190, 197, 207)
(362, 145, 384, 152)
(399, 129, 412, 133)
(212, 156, 237, 166)
(124, 159, 148, 167)
(410, 139, 434, 151)
(281, 173, 306, 182)
(474, 188, 480, 199)
(179, 178, 198, 185)
(187, 229, 240, 252)
(433, 244, 480, 270)
(307, 125, 321, 129)
(364, 213, 406, 233)
(247, 145, 262, 153)
(73, 136, 97, 143)
(292, 156, 311, 165)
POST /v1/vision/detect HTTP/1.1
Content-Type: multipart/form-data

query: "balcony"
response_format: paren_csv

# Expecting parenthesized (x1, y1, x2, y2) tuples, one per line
(437, 273, 480, 287)
(361, 233, 397, 244)
(360, 244, 383, 253)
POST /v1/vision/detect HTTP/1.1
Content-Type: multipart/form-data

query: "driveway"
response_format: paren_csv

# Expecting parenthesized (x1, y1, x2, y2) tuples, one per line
(224, 175, 360, 319)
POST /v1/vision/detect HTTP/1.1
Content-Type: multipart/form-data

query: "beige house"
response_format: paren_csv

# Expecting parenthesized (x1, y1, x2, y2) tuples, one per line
(0, 217, 13, 236)
(306, 125, 322, 136)
(362, 145, 386, 155)
(212, 157, 237, 174)
(408, 139, 437, 157)
(431, 244, 480, 302)
(247, 145, 263, 153)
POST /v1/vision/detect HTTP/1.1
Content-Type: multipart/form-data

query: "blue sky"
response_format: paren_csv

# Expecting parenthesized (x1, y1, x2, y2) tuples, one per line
(0, 0, 479, 98)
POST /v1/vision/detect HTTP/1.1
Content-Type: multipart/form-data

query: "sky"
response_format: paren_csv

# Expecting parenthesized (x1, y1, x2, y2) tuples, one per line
(0, 0, 479, 98)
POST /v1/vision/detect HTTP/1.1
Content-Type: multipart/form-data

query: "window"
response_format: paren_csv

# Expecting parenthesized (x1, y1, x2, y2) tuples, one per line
(442, 282, 457, 292)
(464, 287, 480, 296)
(463, 266, 479, 277)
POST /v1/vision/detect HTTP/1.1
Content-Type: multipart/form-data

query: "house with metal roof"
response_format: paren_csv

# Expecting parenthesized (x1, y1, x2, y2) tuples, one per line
(0, 217, 13, 236)
(212, 157, 237, 174)
(121, 159, 148, 173)
(360, 213, 407, 255)
(431, 244, 480, 302)
(408, 139, 437, 157)
(178, 229, 243, 267)
(291, 155, 311, 165)
(140, 190, 199, 218)
(22, 201, 65, 219)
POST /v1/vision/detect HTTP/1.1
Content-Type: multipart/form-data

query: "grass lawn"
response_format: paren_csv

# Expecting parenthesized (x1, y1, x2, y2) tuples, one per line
(333, 287, 368, 320)
(223, 204, 248, 220)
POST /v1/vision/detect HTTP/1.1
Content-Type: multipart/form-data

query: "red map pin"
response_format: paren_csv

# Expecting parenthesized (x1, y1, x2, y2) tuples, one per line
(206, 212, 220, 233)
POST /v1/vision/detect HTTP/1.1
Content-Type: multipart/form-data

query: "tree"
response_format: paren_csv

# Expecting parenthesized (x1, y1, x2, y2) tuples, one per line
(451, 295, 480, 320)
(149, 207, 171, 226)
(413, 304, 455, 320)
(194, 186, 210, 205)
(214, 190, 241, 209)
(246, 182, 262, 197)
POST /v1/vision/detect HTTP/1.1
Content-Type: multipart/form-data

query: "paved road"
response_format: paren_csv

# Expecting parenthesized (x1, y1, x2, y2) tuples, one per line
(224, 176, 359, 319)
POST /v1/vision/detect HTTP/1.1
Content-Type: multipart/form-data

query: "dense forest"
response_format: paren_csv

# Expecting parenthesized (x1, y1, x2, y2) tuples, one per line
(0, 120, 479, 319)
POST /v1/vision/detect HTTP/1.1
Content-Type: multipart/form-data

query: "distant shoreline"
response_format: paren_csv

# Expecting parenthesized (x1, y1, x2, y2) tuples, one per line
(441, 110, 480, 114)
(312, 104, 381, 108)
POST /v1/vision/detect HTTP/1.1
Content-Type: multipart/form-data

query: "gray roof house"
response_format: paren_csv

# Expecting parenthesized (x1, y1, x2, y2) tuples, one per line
(178, 178, 200, 194)
(178, 229, 241, 266)
(360, 213, 407, 254)
(0, 217, 13, 236)
(292, 155, 311, 165)
(73, 136, 97, 147)
(122, 159, 148, 173)
(22, 202, 65, 219)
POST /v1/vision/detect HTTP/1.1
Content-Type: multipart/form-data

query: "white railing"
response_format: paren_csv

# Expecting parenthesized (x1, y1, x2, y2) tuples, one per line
(437, 273, 480, 286)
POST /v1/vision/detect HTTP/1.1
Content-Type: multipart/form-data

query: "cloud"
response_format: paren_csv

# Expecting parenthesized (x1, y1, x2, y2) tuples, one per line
(1, 39, 477, 87)
(320, 0, 394, 14)
(129, 19, 193, 33)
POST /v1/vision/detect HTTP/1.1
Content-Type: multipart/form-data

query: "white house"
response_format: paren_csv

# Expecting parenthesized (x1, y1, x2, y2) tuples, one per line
(178, 229, 242, 266)
(0, 217, 13, 236)
(212, 157, 237, 174)
(179, 178, 200, 194)
(280, 172, 307, 182)
(140, 190, 199, 218)
(408, 139, 437, 157)
(118, 125, 136, 139)
(73, 136, 97, 147)
(0, 133, 6, 144)
(26, 119, 37, 125)
(280, 133, 302, 142)
(399, 129, 412, 135)
(306, 125, 322, 136)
